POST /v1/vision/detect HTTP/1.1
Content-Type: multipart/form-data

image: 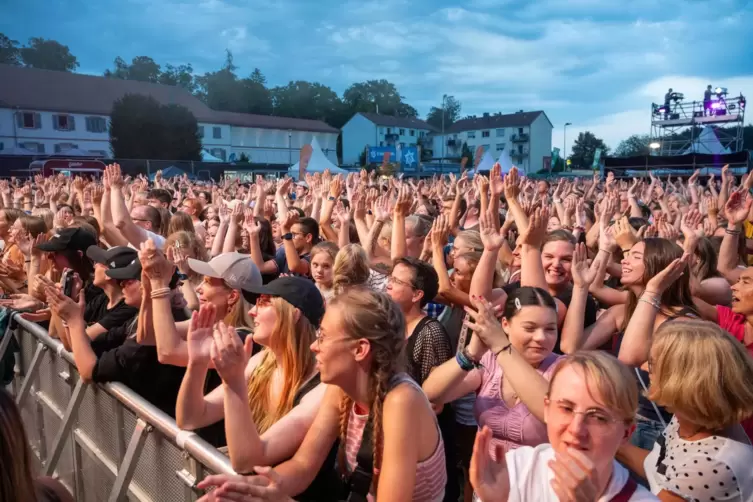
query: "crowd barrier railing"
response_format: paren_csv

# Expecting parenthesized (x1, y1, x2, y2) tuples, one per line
(1, 313, 235, 502)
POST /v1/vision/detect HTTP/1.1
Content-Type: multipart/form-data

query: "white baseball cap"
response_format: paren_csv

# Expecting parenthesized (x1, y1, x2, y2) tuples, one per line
(187, 252, 262, 291)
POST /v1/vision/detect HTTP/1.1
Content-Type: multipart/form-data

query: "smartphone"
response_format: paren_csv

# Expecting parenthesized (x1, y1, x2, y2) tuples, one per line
(61, 270, 74, 298)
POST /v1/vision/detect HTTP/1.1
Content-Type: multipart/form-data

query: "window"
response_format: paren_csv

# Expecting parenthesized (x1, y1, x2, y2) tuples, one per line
(21, 142, 45, 153)
(399, 128, 405, 135)
(482, 130, 490, 138)
(419, 131, 425, 138)
(18, 112, 41, 129)
(85, 116, 107, 133)
(496, 144, 505, 151)
(518, 127, 524, 134)
(380, 127, 386, 134)
(386, 128, 392, 134)
(410, 129, 415, 136)
(213, 126, 222, 139)
(54, 143, 78, 153)
(198, 126, 205, 138)
(53, 114, 75, 131)
(379, 141, 384, 147)
(210, 148, 226, 161)
(467, 131, 476, 139)
(496, 128, 505, 137)
(0, 143, 3, 151)
(399, 142, 406, 148)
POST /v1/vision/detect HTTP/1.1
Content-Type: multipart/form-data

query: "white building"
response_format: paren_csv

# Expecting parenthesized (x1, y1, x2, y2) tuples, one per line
(432, 111, 553, 173)
(0, 64, 338, 164)
(341, 112, 437, 165)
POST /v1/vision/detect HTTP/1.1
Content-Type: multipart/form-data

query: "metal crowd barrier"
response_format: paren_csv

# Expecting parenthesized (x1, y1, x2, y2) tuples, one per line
(1, 313, 235, 502)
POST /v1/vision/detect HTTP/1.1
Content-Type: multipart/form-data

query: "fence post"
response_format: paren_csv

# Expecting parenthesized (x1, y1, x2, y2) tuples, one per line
(108, 418, 151, 502)
(16, 342, 47, 408)
(44, 378, 87, 476)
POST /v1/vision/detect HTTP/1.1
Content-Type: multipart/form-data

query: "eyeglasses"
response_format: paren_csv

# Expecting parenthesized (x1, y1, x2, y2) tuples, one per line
(546, 399, 620, 433)
(387, 275, 415, 289)
(315, 329, 352, 348)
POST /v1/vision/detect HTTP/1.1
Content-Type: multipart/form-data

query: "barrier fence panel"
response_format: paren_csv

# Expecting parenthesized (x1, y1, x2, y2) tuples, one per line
(2, 313, 235, 502)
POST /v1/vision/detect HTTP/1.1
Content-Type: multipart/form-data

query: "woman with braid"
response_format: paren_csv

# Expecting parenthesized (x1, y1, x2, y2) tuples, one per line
(197, 287, 447, 501)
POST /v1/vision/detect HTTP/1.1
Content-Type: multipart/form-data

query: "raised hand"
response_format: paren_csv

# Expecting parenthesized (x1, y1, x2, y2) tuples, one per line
(571, 243, 598, 288)
(469, 426, 509, 502)
(478, 210, 506, 251)
(463, 295, 510, 355)
(520, 205, 549, 247)
(139, 239, 176, 286)
(210, 321, 252, 385)
(645, 254, 690, 296)
(724, 190, 753, 225)
(46, 285, 85, 323)
(187, 304, 217, 365)
(548, 448, 599, 502)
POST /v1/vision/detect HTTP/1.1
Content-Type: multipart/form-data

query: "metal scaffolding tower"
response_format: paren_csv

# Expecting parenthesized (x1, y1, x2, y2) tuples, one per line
(650, 94, 746, 156)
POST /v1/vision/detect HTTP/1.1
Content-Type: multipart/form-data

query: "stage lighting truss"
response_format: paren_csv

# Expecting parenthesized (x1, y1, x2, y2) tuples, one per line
(649, 93, 746, 156)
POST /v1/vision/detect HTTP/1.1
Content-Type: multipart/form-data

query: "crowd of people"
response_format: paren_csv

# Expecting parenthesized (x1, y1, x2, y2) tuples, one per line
(1, 162, 753, 502)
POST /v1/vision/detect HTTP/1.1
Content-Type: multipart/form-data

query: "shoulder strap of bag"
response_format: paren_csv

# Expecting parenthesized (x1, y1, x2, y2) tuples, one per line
(346, 416, 374, 502)
(610, 477, 637, 502)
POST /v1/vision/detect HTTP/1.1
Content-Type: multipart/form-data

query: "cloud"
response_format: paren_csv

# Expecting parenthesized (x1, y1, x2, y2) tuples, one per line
(2, 0, 751, 153)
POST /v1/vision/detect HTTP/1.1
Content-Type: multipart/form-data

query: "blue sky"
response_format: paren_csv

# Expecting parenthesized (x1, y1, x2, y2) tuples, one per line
(2, 0, 752, 153)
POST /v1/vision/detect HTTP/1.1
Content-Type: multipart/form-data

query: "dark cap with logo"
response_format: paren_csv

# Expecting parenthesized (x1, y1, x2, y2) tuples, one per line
(242, 276, 325, 328)
(35, 227, 97, 253)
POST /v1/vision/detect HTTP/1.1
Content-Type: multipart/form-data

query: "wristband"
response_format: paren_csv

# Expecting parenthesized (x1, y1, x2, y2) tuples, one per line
(283, 232, 293, 241)
(493, 343, 513, 358)
(176, 273, 189, 281)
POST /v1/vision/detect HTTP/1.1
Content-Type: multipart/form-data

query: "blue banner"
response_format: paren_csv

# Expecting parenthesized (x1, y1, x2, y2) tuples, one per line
(368, 146, 396, 163)
(401, 146, 419, 171)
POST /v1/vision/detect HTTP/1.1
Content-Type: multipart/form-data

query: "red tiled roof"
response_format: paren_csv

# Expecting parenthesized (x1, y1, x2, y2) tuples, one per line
(0, 64, 337, 133)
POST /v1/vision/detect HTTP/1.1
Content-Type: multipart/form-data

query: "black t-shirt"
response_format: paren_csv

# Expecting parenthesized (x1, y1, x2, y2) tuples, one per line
(84, 295, 138, 331)
(502, 281, 598, 354)
(89, 308, 191, 417)
(82, 284, 105, 324)
(261, 252, 278, 284)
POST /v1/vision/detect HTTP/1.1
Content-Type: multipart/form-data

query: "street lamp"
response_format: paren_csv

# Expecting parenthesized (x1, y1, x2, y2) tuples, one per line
(563, 122, 572, 169)
(441, 94, 447, 164)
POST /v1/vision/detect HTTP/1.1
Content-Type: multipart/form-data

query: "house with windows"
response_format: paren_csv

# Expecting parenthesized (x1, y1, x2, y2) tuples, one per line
(432, 110, 553, 173)
(0, 64, 338, 164)
(341, 112, 437, 165)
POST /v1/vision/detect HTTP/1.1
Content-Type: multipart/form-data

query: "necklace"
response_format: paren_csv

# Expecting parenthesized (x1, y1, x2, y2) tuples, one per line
(677, 425, 704, 440)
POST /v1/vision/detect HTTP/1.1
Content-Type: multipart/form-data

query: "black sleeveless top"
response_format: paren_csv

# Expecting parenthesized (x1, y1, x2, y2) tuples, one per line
(290, 373, 340, 502)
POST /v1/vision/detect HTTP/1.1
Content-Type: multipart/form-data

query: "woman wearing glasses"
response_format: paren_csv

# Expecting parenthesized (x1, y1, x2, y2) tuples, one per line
(469, 349, 655, 501)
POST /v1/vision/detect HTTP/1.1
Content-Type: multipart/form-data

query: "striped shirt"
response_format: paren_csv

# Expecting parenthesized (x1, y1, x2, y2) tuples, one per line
(344, 375, 446, 502)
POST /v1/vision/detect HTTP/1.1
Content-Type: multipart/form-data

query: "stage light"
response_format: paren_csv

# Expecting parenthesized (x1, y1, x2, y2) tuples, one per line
(649, 142, 660, 149)
(715, 87, 728, 96)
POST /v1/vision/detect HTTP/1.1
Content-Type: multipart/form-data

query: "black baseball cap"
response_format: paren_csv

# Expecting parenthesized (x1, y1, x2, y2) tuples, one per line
(242, 276, 325, 328)
(104, 254, 143, 281)
(86, 246, 138, 269)
(36, 227, 97, 253)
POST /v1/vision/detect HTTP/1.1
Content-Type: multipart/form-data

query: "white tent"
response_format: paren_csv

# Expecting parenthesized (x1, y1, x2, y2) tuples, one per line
(681, 126, 731, 155)
(201, 149, 224, 163)
(288, 137, 347, 180)
(475, 150, 496, 172)
(497, 148, 514, 174)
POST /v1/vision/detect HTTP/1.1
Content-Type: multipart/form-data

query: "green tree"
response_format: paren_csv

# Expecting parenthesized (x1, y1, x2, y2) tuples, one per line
(343, 80, 417, 118)
(104, 56, 161, 82)
(238, 152, 250, 163)
(158, 63, 196, 92)
(195, 51, 273, 114)
(109, 94, 200, 160)
(569, 131, 610, 170)
(160, 104, 202, 160)
(20, 37, 79, 71)
(271, 81, 343, 122)
(249, 68, 266, 86)
(425, 95, 462, 131)
(461, 142, 474, 166)
(0, 33, 21, 65)
(614, 134, 651, 157)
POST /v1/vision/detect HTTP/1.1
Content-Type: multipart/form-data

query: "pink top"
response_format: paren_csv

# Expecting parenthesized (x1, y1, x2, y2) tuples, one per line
(715, 306, 753, 441)
(474, 352, 561, 460)
(344, 376, 446, 502)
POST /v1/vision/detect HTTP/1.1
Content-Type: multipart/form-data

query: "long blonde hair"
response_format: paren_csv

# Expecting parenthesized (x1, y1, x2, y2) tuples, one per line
(329, 287, 406, 490)
(332, 244, 370, 295)
(246, 297, 317, 433)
